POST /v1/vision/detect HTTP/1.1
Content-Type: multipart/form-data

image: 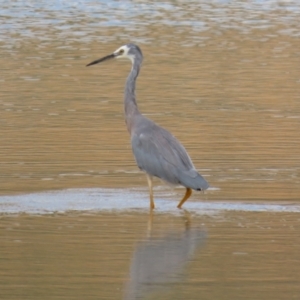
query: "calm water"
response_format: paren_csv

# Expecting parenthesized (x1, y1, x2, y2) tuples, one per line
(1, 208, 300, 299)
(0, 0, 300, 299)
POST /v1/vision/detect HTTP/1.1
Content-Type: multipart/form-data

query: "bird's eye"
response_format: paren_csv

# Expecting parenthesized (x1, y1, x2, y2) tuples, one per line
(119, 49, 124, 54)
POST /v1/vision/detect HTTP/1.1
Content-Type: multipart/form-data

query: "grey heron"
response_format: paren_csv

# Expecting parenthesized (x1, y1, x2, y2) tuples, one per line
(87, 43, 209, 209)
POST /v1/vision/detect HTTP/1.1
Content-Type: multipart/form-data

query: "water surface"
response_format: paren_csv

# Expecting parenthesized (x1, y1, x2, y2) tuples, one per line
(0, 1, 300, 299)
(1, 0, 300, 200)
(1, 207, 299, 299)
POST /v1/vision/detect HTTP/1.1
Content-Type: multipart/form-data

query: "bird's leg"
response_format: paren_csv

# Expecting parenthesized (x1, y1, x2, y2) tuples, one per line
(146, 174, 155, 210)
(177, 188, 192, 209)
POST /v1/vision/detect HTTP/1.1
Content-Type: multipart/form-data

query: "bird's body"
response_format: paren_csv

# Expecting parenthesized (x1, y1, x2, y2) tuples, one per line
(87, 43, 209, 209)
(130, 115, 208, 190)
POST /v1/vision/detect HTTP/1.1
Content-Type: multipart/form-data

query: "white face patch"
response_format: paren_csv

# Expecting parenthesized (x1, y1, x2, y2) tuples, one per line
(114, 45, 134, 63)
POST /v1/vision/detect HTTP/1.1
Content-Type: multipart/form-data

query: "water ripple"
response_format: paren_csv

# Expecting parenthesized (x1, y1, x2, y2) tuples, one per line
(0, 188, 299, 214)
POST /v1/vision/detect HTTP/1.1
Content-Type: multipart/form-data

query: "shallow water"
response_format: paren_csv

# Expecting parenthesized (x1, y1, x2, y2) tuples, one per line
(1, 0, 300, 200)
(1, 188, 300, 214)
(1, 0, 300, 299)
(1, 206, 300, 300)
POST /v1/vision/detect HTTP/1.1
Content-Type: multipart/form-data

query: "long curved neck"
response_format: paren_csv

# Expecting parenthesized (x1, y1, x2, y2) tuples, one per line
(124, 58, 141, 133)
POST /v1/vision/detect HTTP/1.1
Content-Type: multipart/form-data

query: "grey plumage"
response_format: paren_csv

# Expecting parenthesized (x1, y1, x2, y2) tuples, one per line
(87, 43, 209, 209)
(131, 118, 208, 190)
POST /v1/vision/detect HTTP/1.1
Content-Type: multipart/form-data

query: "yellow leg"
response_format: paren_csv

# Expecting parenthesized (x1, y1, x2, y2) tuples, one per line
(177, 188, 192, 209)
(146, 174, 155, 210)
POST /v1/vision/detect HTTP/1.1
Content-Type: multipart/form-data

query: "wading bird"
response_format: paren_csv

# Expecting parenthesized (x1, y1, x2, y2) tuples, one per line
(87, 44, 209, 209)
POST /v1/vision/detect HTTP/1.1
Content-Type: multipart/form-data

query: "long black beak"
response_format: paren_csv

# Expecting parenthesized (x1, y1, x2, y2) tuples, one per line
(86, 53, 116, 67)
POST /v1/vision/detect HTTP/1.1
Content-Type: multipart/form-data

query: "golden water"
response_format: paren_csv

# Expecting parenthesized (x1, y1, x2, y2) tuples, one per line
(0, 1, 300, 299)
(1, 212, 299, 299)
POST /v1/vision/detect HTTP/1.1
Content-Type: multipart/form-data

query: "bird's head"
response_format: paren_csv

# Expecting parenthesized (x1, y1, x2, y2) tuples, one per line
(86, 43, 143, 67)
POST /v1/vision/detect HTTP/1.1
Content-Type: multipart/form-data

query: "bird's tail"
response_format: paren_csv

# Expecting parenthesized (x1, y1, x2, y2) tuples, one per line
(179, 169, 209, 191)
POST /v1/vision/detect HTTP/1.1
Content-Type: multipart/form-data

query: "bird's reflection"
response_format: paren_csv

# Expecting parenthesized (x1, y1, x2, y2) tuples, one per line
(123, 211, 206, 299)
